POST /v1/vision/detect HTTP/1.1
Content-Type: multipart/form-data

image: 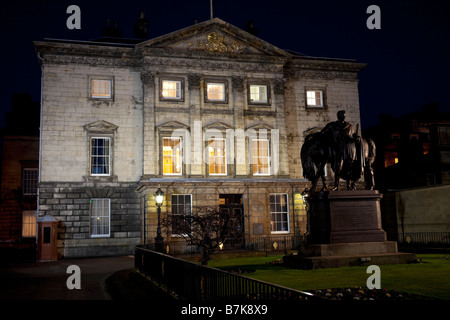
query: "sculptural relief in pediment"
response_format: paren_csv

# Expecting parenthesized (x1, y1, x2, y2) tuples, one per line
(167, 31, 254, 54)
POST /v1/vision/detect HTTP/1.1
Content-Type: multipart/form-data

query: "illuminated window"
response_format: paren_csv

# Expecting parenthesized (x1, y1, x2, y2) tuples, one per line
(208, 138, 226, 175)
(306, 90, 323, 107)
(91, 79, 112, 99)
(23, 168, 38, 195)
(161, 80, 182, 100)
(270, 194, 289, 233)
(163, 137, 182, 175)
(22, 211, 36, 237)
(384, 151, 399, 167)
(249, 85, 268, 104)
(91, 137, 111, 176)
(251, 139, 270, 175)
(206, 82, 226, 102)
(171, 194, 192, 235)
(90, 198, 110, 237)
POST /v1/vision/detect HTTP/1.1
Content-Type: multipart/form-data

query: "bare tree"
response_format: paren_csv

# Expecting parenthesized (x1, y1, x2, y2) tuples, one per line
(162, 206, 244, 265)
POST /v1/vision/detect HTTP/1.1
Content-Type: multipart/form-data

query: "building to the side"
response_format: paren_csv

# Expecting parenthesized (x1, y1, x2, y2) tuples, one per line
(34, 18, 366, 258)
(364, 102, 450, 190)
(0, 93, 40, 261)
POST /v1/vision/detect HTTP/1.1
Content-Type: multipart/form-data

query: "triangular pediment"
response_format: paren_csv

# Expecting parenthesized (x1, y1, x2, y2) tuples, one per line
(204, 121, 234, 131)
(84, 120, 118, 133)
(157, 121, 189, 130)
(246, 123, 275, 131)
(137, 18, 290, 58)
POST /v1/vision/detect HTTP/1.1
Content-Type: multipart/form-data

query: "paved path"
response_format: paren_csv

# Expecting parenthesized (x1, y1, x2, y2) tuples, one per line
(0, 255, 135, 300)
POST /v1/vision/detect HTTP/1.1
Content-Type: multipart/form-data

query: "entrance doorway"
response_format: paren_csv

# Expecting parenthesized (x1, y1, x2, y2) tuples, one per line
(219, 194, 245, 249)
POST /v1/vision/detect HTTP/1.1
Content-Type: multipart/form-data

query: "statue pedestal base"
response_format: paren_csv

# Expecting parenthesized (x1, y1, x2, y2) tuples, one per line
(328, 190, 386, 244)
(284, 241, 416, 269)
(285, 190, 416, 269)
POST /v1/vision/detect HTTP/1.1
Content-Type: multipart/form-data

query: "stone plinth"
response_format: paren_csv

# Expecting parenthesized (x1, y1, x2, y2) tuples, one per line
(306, 191, 330, 244)
(284, 241, 417, 269)
(301, 241, 398, 257)
(328, 190, 386, 244)
(285, 190, 416, 269)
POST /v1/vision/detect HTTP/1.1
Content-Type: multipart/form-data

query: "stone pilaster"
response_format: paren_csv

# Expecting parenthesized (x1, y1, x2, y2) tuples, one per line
(232, 76, 246, 176)
(188, 73, 202, 176)
(272, 78, 289, 177)
(141, 71, 156, 176)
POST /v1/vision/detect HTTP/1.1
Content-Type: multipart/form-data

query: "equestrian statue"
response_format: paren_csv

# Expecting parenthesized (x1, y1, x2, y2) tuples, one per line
(301, 110, 376, 192)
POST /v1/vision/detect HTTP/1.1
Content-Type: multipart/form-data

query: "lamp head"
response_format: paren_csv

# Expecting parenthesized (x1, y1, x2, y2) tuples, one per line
(155, 186, 164, 207)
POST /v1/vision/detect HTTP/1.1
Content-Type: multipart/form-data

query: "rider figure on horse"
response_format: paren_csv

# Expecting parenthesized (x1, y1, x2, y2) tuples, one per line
(320, 110, 363, 190)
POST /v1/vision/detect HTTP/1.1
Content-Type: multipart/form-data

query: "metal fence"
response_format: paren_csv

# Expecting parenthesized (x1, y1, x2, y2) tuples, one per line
(142, 232, 450, 256)
(134, 246, 317, 301)
(142, 235, 305, 256)
(396, 232, 450, 248)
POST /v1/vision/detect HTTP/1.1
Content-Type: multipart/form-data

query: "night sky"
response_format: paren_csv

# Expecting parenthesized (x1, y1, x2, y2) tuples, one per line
(1, 0, 449, 130)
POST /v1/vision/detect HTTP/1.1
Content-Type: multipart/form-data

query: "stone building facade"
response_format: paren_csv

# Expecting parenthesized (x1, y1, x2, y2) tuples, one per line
(34, 18, 365, 258)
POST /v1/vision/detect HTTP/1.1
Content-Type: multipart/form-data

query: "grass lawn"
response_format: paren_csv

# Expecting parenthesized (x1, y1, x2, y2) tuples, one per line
(208, 253, 450, 300)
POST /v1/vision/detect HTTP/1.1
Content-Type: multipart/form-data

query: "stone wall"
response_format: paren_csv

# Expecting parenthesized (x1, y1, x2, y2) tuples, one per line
(284, 71, 362, 180)
(38, 182, 143, 257)
(141, 180, 308, 244)
(40, 63, 143, 183)
(393, 184, 450, 233)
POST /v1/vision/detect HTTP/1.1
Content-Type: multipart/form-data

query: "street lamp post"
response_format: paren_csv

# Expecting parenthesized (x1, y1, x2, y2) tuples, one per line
(154, 186, 164, 252)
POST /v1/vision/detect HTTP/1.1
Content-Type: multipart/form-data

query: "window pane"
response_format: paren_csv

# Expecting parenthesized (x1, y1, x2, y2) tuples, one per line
(171, 194, 192, 235)
(163, 137, 182, 175)
(306, 90, 323, 106)
(315, 91, 321, 105)
(91, 138, 110, 175)
(252, 139, 270, 175)
(90, 199, 110, 237)
(250, 85, 268, 103)
(22, 211, 36, 237)
(162, 80, 182, 99)
(270, 194, 289, 232)
(23, 168, 38, 195)
(91, 79, 111, 98)
(208, 139, 226, 175)
(207, 83, 225, 101)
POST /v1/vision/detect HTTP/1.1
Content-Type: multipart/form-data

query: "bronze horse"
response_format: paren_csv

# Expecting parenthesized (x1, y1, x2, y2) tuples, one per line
(301, 132, 376, 192)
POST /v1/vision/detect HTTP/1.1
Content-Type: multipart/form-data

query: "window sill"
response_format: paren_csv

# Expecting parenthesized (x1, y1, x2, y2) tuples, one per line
(305, 105, 326, 110)
(84, 175, 118, 183)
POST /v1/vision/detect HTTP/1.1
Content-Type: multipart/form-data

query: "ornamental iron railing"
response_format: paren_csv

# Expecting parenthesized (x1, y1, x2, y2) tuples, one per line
(134, 246, 317, 301)
(142, 235, 305, 256)
(396, 232, 450, 248)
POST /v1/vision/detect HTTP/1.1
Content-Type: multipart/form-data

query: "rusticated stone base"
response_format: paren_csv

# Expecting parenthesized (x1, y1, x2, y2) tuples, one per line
(39, 182, 144, 258)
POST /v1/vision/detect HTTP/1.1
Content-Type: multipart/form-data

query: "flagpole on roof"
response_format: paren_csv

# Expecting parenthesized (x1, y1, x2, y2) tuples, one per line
(210, 0, 214, 20)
